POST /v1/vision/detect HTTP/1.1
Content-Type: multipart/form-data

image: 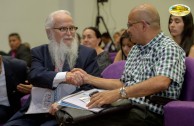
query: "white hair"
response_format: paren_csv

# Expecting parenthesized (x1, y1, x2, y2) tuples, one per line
(45, 10, 71, 29)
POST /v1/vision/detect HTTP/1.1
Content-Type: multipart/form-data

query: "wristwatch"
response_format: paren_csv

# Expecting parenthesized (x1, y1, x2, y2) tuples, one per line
(119, 87, 127, 99)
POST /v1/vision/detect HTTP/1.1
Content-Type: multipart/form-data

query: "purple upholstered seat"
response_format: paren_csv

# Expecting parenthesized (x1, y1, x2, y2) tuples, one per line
(164, 57, 194, 126)
(20, 94, 30, 106)
(101, 60, 126, 79)
(109, 52, 117, 63)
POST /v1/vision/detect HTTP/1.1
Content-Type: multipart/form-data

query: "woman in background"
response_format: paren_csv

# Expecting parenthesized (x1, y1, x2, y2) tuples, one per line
(82, 27, 111, 74)
(168, 12, 194, 57)
(114, 31, 134, 62)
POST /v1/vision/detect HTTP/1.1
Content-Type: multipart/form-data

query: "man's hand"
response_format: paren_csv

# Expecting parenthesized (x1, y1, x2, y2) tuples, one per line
(87, 89, 120, 109)
(66, 71, 84, 86)
(49, 102, 61, 115)
(17, 80, 32, 94)
(71, 68, 90, 84)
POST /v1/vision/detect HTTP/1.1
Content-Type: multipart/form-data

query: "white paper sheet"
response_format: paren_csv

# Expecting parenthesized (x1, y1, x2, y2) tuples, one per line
(26, 84, 76, 114)
(59, 89, 104, 112)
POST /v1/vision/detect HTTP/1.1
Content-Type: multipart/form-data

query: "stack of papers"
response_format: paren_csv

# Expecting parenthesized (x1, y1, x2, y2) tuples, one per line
(58, 89, 104, 112)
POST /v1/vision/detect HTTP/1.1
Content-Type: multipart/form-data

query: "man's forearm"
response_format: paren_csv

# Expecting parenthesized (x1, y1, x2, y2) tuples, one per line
(87, 75, 123, 90)
(125, 75, 171, 98)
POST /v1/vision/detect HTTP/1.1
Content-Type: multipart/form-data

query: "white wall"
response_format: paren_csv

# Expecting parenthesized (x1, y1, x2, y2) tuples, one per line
(0, 0, 59, 53)
(0, 0, 193, 53)
(73, 0, 194, 36)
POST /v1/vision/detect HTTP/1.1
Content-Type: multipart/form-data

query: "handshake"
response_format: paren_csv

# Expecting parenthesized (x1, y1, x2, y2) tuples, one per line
(65, 68, 91, 86)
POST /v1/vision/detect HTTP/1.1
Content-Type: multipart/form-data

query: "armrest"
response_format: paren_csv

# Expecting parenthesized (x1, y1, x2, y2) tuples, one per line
(20, 94, 30, 106)
(146, 95, 177, 105)
(164, 101, 194, 126)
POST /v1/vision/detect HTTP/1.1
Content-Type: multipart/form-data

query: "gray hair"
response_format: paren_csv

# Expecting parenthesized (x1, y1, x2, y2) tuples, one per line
(45, 10, 71, 29)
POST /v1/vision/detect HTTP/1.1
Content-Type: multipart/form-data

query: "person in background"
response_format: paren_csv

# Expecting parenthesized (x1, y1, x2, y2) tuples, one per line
(8, 33, 31, 67)
(0, 51, 8, 56)
(100, 32, 117, 52)
(113, 31, 121, 50)
(50, 4, 186, 126)
(120, 28, 126, 35)
(76, 33, 81, 44)
(23, 42, 31, 50)
(4, 10, 100, 126)
(168, 12, 194, 57)
(114, 30, 134, 62)
(82, 27, 111, 74)
(0, 55, 29, 123)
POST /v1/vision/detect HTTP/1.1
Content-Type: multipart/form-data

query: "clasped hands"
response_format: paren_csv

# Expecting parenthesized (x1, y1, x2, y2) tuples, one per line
(65, 68, 89, 86)
(49, 68, 121, 115)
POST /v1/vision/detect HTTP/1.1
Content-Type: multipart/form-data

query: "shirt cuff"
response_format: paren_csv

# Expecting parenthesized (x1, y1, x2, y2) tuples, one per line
(53, 72, 67, 88)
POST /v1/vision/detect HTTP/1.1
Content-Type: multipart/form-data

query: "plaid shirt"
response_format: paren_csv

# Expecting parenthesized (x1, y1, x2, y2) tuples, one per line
(121, 32, 185, 115)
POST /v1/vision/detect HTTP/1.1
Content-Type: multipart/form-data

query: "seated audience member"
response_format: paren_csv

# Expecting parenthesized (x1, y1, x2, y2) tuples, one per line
(0, 51, 8, 56)
(100, 32, 117, 52)
(4, 10, 100, 126)
(50, 4, 185, 126)
(76, 32, 81, 44)
(114, 30, 134, 62)
(112, 28, 127, 51)
(168, 11, 194, 57)
(120, 28, 126, 35)
(8, 33, 31, 67)
(23, 42, 31, 50)
(82, 27, 111, 74)
(113, 31, 121, 50)
(0, 55, 29, 123)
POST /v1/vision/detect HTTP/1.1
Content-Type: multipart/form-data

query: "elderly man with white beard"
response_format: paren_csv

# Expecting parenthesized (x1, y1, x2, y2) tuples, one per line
(4, 10, 100, 126)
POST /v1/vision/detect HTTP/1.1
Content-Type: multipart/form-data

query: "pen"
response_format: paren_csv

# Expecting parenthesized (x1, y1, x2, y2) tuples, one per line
(89, 91, 99, 97)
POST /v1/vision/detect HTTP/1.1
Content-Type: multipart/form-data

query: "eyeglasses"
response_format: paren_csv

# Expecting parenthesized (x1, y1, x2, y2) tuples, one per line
(127, 21, 141, 28)
(53, 26, 78, 32)
(127, 21, 150, 28)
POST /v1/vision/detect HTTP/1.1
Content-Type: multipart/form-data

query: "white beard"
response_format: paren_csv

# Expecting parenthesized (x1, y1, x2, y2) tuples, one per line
(48, 37, 78, 72)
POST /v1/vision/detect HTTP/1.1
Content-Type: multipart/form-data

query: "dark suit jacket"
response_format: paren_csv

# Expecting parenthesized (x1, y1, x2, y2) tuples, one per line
(29, 44, 100, 89)
(8, 44, 31, 67)
(4, 44, 100, 126)
(0, 56, 27, 122)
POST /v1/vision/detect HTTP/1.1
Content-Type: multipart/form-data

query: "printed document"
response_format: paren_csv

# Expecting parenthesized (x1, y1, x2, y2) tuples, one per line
(58, 89, 104, 112)
(26, 84, 76, 114)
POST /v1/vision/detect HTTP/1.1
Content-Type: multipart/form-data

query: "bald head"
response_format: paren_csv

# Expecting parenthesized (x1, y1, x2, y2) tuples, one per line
(129, 4, 160, 30)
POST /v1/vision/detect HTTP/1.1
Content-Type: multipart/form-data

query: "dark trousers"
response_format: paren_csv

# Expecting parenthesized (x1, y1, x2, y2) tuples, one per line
(4, 114, 58, 126)
(0, 105, 13, 123)
(5, 104, 163, 126)
(74, 104, 163, 126)
(4, 113, 58, 126)
(4, 96, 58, 126)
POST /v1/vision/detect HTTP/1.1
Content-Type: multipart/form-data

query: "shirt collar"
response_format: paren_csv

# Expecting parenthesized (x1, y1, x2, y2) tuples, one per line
(136, 32, 164, 51)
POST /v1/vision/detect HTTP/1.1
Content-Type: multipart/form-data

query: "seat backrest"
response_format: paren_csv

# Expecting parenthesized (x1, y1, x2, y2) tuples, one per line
(109, 52, 117, 63)
(20, 94, 30, 106)
(179, 57, 194, 101)
(101, 60, 126, 79)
